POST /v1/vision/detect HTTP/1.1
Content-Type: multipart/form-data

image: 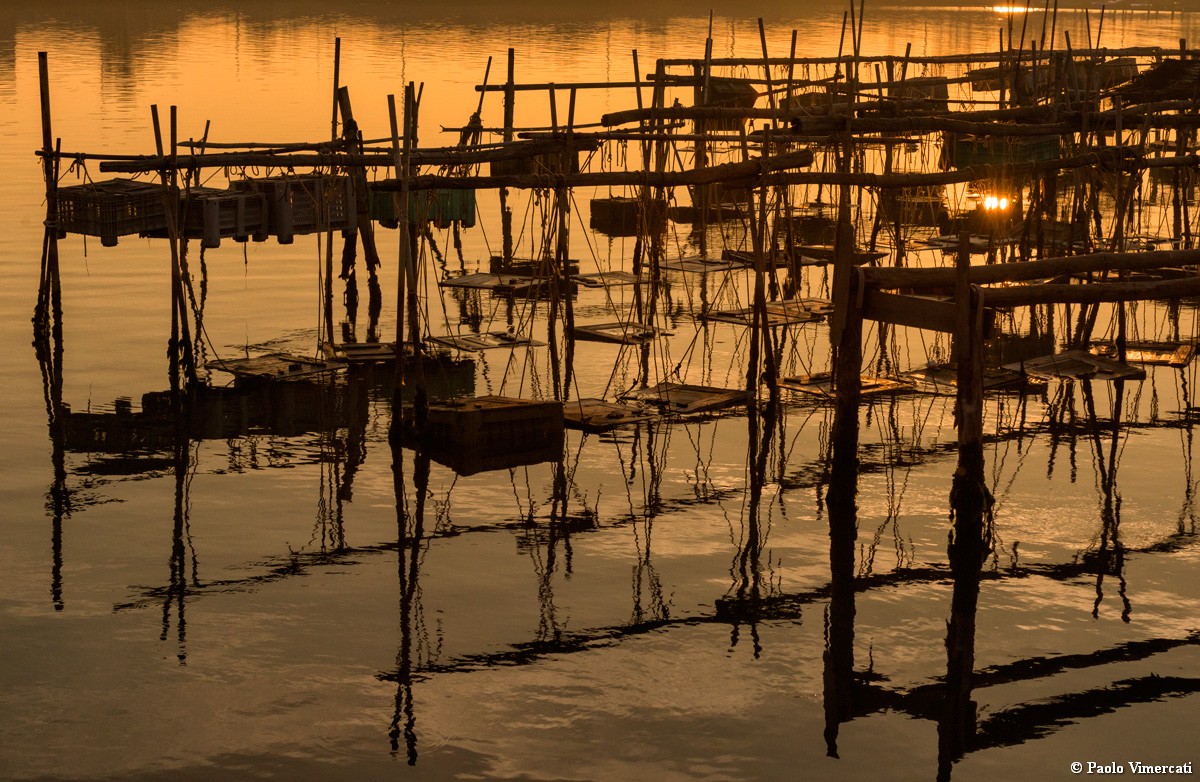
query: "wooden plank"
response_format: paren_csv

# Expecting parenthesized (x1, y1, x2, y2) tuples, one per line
(780, 372, 912, 398)
(661, 255, 745, 274)
(428, 332, 545, 351)
(899, 364, 1040, 395)
(563, 398, 659, 432)
(861, 248, 1200, 290)
(704, 297, 832, 327)
(1089, 340, 1196, 367)
(572, 322, 672, 345)
(620, 382, 749, 413)
(207, 352, 345, 381)
(862, 289, 960, 333)
(1003, 349, 1146, 381)
(572, 271, 639, 287)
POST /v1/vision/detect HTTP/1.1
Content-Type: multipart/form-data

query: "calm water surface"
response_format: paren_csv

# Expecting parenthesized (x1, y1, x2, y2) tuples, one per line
(2, 2, 1200, 780)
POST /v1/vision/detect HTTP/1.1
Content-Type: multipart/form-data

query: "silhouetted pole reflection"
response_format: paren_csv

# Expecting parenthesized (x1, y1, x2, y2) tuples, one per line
(937, 240, 992, 780)
(1081, 378, 1131, 621)
(823, 155, 862, 757)
(161, 394, 196, 665)
(36, 52, 70, 612)
(388, 441, 427, 764)
(630, 422, 670, 625)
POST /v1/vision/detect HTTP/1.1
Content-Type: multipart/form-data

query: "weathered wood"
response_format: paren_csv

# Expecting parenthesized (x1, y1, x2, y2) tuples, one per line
(984, 276, 1200, 307)
(861, 290, 960, 333)
(862, 249, 1200, 289)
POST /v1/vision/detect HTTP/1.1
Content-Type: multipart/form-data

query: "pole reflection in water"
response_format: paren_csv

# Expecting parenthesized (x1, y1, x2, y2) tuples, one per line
(629, 421, 670, 626)
(1081, 378, 1130, 621)
(387, 441, 428, 764)
(162, 392, 198, 665)
(725, 392, 783, 659)
(822, 401, 856, 758)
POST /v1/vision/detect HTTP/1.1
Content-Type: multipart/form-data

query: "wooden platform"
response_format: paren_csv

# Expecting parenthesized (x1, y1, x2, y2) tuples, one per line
(439, 272, 548, 294)
(1089, 341, 1196, 367)
(572, 271, 640, 288)
(572, 322, 672, 345)
(916, 234, 997, 253)
(428, 332, 545, 351)
(1003, 350, 1146, 381)
(780, 372, 912, 398)
(792, 245, 888, 265)
(661, 255, 746, 274)
(704, 298, 832, 327)
(563, 398, 659, 432)
(620, 382, 749, 414)
(898, 363, 1041, 395)
(208, 352, 345, 382)
(323, 341, 405, 363)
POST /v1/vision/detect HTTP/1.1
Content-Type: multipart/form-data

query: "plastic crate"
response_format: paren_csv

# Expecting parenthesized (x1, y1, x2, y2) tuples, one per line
(231, 174, 356, 244)
(56, 178, 166, 247)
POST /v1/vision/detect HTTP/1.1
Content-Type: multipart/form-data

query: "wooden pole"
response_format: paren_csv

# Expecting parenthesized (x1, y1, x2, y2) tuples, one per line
(388, 93, 409, 439)
(324, 38, 341, 350)
(501, 48, 515, 265)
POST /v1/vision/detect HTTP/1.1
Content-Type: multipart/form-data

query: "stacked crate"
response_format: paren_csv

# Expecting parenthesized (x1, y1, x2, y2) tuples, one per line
(231, 174, 356, 244)
(56, 178, 166, 246)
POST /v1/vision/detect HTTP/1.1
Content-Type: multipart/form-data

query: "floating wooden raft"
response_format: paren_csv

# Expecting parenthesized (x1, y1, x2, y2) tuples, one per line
(421, 395, 564, 475)
(1089, 341, 1196, 367)
(572, 322, 672, 345)
(573, 271, 639, 288)
(621, 382, 749, 414)
(661, 255, 745, 274)
(563, 398, 659, 432)
(898, 363, 1040, 395)
(916, 234, 995, 253)
(791, 245, 888, 265)
(780, 373, 912, 398)
(721, 249, 828, 269)
(1003, 350, 1146, 381)
(439, 272, 550, 294)
(704, 298, 833, 328)
(208, 352, 345, 382)
(322, 341, 407, 363)
(428, 331, 545, 351)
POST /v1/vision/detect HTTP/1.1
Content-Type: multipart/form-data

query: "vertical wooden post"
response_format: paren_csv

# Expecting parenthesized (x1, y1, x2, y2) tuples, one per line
(151, 105, 182, 394)
(324, 37, 341, 350)
(388, 93, 409, 437)
(36, 52, 60, 336)
(500, 48, 515, 265)
(546, 85, 562, 401)
(403, 85, 426, 425)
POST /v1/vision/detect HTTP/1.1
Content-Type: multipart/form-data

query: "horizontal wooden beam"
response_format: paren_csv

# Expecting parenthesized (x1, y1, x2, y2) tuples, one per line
(863, 249, 1200, 290)
(983, 276, 1200, 308)
(372, 148, 815, 191)
(862, 290, 961, 333)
